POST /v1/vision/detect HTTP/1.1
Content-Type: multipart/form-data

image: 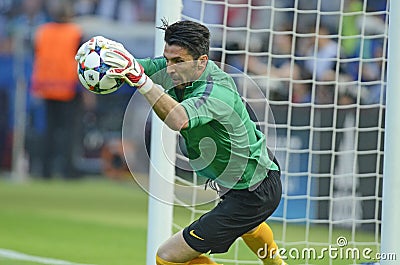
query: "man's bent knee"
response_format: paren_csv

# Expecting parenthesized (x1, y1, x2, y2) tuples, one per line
(156, 252, 186, 265)
(156, 230, 202, 263)
(156, 248, 181, 264)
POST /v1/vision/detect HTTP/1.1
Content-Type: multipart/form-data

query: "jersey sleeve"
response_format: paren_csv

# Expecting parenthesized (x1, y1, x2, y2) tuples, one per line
(137, 57, 174, 88)
(137, 57, 166, 76)
(181, 84, 236, 129)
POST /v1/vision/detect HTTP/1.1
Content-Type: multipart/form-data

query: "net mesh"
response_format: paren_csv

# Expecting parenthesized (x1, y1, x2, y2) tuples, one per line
(168, 1, 389, 264)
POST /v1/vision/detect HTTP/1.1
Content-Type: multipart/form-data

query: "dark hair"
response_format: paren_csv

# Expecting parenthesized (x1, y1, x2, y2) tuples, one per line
(157, 19, 210, 59)
(47, 0, 74, 23)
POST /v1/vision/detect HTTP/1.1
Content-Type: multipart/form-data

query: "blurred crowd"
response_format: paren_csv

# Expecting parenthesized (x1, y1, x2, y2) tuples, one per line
(0, 0, 156, 178)
(190, 0, 388, 105)
(0, 0, 388, 179)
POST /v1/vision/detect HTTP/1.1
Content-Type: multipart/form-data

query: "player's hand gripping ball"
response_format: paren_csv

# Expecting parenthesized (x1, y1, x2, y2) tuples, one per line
(76, 36, 125, 94)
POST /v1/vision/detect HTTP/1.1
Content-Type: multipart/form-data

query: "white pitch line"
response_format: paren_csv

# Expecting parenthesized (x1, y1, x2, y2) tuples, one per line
(0, 248, 96, 265)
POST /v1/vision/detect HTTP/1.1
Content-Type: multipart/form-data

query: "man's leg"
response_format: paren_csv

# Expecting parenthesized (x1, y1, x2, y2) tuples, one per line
(241, 222, 287, 265)
(156, 255, 220, 265)
(156, 230, 221, 265)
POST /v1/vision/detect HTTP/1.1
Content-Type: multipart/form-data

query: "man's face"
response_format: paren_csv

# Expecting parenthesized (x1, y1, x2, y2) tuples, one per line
(163, 44, 207, 89)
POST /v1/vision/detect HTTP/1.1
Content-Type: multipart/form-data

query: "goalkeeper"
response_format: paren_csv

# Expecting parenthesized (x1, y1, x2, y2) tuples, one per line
(76, 20, 286, 265)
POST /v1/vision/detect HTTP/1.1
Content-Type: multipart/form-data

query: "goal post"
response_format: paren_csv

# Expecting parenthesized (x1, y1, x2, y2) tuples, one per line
(381, 0, 400, 261)
(145, 1, 181, 265)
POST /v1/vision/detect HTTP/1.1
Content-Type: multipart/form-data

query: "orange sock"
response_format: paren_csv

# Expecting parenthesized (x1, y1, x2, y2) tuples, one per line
(241, 222, 283, 264)
(156, 254, 221, 265)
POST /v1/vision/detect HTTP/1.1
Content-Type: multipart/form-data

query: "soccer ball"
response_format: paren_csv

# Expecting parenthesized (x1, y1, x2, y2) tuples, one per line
(77, 44, 125, 94)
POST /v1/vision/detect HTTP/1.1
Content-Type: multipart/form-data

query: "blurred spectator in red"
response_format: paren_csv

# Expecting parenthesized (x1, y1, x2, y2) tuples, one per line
(30, 0, 87, 179)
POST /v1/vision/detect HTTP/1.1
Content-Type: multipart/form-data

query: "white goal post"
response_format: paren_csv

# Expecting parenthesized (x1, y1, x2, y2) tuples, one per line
(145, 1, 181, 265)
(381, 0, 400, 262)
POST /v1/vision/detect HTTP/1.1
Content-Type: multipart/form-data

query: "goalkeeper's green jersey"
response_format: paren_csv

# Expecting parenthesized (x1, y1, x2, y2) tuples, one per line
(138, 57, 279, 189)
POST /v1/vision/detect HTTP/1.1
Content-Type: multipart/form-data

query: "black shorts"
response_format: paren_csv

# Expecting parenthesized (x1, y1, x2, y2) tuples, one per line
(182, 160, 282, 254)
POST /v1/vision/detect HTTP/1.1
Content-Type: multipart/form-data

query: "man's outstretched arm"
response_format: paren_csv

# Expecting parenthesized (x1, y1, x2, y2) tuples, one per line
(141, 84, 189, 131)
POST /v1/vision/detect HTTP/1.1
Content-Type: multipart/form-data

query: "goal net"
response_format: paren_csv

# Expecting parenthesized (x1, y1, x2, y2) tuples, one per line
(141, 0, 390, 264)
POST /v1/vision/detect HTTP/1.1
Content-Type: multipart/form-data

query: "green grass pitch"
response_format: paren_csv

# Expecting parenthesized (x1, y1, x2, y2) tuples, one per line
(0, 177, 147, 265)
(0, 176, 379, 265)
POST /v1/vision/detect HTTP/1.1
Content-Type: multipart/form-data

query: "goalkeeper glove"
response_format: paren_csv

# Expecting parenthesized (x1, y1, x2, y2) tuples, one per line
(103, 49, 153, 94)
(75, 35, 128, 61)
(75, 36, 153, 94)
